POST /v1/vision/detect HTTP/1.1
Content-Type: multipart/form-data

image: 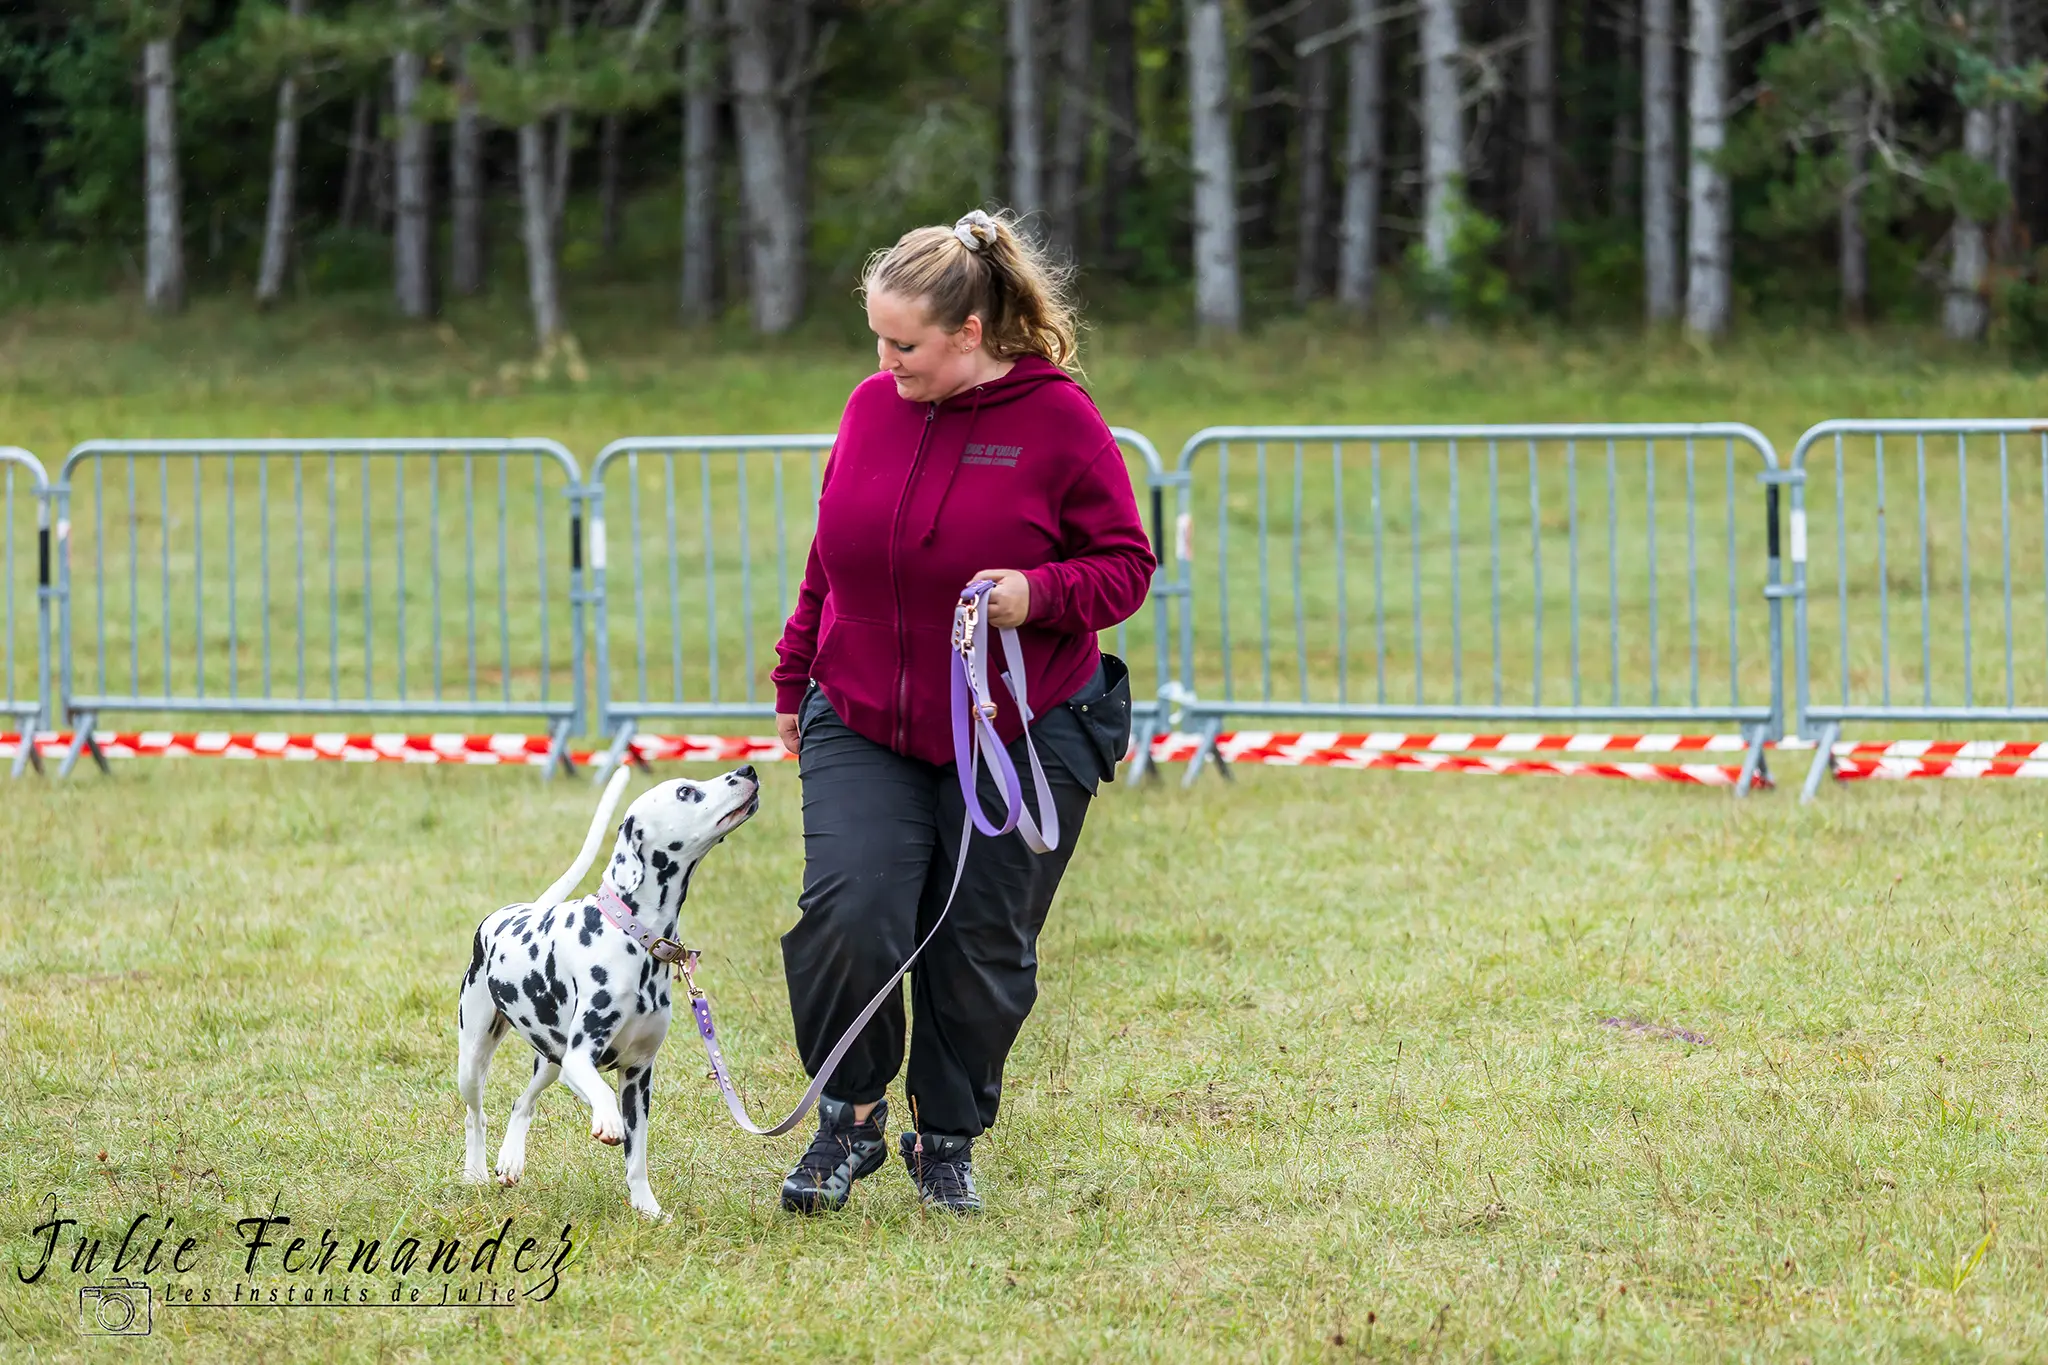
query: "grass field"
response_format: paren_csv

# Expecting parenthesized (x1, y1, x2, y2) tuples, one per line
(6, 756, 2048, 1362)
(5, 301, 2048, 1360)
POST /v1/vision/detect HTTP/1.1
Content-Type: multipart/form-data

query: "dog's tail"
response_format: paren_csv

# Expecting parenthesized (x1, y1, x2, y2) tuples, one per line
(531, 765, 633, 912)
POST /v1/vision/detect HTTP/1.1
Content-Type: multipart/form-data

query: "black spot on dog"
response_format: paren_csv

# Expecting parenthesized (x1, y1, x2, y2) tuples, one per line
(539, 911, 554, 935)
(579, 904, 604, 946)
(570, 1031, 583, 1048)
(621, 1076, 639, 1125)
(591, 990, 611, 1010)
(590, 965, 608, 985)
(463, 930, 486, 987)
(596, 1045, 616, 1070)
(490, 978, 519, 1011)
(668, 840, 682, 851)
(583, 1007, 620, 1038)
(522, 971, 561, 1027)
(549, 1028, 566, 1049)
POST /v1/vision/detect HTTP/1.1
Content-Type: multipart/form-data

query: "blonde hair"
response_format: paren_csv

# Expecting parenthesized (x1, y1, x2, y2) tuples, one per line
(862, 209, 1081, 372)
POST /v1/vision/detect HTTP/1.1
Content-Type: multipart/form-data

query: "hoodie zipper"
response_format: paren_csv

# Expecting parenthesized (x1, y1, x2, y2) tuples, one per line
(888, 403, 940, 753)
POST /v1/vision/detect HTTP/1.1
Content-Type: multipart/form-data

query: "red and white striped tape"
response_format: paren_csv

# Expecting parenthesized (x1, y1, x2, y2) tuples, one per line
(0, 729, 1767, 785)
(1148, 730, 1760, 764)
(1834, 739, 2048, 761)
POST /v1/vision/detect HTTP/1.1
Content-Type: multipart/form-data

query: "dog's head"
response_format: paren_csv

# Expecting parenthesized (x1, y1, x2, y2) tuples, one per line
(604, 766, 760, 907)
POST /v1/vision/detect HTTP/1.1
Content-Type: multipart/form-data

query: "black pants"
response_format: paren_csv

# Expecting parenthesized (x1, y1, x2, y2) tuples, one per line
(782, 667, 1122, 1139)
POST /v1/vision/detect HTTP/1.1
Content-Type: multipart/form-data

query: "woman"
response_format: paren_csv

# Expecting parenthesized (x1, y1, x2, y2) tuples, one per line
(771, 209, 1155, 1215)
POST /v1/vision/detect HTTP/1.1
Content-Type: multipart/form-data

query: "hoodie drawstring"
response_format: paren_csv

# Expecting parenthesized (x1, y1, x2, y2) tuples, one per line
(920, 384, 988, 546)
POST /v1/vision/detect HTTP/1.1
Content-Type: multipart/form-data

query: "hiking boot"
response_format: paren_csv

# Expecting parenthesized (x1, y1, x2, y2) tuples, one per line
(780, 1097, 889, 1214)
(899, 1131, 982, 1215)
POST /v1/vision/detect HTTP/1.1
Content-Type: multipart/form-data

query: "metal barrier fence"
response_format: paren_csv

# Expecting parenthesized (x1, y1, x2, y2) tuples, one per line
(584, 429, 1172, 781)
(2, 447, 53, 777)
(1135, 425, 1787, 792)
(53, 439, 588, 777)
(1789, 419, 2048, 799)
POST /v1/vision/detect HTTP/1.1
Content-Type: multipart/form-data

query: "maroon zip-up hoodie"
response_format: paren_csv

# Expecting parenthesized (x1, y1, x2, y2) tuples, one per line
(772, 356, 1156, 766)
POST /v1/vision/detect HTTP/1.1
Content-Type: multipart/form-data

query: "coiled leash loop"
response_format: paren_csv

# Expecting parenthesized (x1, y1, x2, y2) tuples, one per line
(679, 579, 1059, 1136)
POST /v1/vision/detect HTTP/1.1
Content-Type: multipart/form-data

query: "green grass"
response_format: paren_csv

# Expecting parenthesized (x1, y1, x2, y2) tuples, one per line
(5, 757, 2048, 1361)
(6, 298, 2048, 1357)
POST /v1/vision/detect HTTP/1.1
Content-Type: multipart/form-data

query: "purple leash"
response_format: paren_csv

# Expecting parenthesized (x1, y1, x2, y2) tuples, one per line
(669, 579, 1059, 1137)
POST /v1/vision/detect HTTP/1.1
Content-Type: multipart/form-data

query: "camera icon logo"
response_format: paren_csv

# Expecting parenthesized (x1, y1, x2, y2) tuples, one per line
(78, 1279, 153, 1336)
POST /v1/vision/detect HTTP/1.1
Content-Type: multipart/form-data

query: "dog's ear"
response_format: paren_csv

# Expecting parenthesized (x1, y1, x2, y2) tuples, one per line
(607, 816, 645, 895)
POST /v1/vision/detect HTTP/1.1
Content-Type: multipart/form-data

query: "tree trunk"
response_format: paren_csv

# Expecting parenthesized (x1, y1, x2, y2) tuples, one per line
(726, 0, 803, 333)
(1098, 0, 1139, 265)
(1839, 87, 1867, 324)
(340, 93, 371, 230)
(512, 20, 564, 344)
(1293, 0, 1334, 303)
(1186, 0, 1240, 330)
(1336, 0, 1384, 314)
(1519, 0, 1558, 275)
(1418, 0, 1462, 324)
(1608, 0, 1636, 220)
(1642, 0, 1678, 322)
(1684, 0, 1729, 339)
(681, 0, 720, 318)
(600, 114, 623, 256)
(255, 0, 307, 309)
(1049, 0, 1093, 257)
(1946, 99, 1997, 341)
(393, 47, 433, 318)
(1008, 0, 1043, 219)
(143, 37, 185, 315)
(450, 43, 485, 295)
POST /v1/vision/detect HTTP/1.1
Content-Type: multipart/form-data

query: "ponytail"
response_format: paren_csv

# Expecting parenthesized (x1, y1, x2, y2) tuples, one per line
(861, 209, 1081, 372)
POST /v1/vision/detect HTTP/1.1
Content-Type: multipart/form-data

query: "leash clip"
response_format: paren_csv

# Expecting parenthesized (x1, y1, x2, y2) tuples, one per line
(678, 947, 705, 999)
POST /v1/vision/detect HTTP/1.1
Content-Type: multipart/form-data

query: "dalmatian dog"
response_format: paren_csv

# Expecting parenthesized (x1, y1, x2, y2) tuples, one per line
(456, 763, 760, 1218)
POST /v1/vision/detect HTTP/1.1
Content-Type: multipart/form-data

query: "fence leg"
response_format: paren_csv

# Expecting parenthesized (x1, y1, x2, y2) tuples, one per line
(1126, 712, 1160, 785)
(1735, 724, 1770, 797)
(10, 716, 44, 779)
(539, 718, 577, 782)
(1799, 722, 1840, 804)
(590, 720, 640, 786)
(58, 712, 108, 778)
(1181, 717, 1232, 789)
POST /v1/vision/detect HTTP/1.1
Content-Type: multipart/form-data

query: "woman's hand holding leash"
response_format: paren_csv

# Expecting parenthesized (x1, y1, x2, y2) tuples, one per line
(973, 569, 1031, 628)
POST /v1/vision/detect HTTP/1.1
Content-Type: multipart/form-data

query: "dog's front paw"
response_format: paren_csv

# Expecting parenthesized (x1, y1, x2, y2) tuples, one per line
(631, 1195, 665, 1221)
(590, 1111, 625, 1146)
(461, 1165, 493, 1185)
(494, 1161, 524, 1187)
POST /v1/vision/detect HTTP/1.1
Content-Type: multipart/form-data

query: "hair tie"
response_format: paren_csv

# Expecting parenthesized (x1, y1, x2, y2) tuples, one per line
(953, 210, 997, 252)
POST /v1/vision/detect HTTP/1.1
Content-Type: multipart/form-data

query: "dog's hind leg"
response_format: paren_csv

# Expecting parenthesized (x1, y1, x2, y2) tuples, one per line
(558, 1050, 626, 1148)
(456, 973, 508, 1184)
(495, 1053, 561, 1187)
(618, 1062, 660, 1218)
